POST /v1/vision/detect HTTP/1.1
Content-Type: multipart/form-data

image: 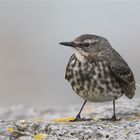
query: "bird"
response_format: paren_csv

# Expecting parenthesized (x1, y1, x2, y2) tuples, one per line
(59, 34, 136, 121)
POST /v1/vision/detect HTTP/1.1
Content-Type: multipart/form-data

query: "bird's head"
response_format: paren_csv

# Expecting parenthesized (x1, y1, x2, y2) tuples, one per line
(59, 34, 111, 62)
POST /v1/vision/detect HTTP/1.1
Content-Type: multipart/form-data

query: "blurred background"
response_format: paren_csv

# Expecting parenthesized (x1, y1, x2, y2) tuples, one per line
(0, 1, 139, 107)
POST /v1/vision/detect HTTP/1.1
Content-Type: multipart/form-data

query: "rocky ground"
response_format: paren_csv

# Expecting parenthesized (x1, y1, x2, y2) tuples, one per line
(0, 97, 140, 140)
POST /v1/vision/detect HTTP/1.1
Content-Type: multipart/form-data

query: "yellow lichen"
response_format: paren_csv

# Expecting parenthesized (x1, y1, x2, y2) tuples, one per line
(33, 133, 48, 140)
(6, 127, 15, 132)
(127, 117, 137, 121)
(127, 113, 140, 120)
(135, 113, 140, 117)
(52, 117, 75, 123)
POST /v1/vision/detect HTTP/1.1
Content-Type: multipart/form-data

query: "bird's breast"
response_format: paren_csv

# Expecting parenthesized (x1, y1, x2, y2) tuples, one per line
(65, 55, 123, 102)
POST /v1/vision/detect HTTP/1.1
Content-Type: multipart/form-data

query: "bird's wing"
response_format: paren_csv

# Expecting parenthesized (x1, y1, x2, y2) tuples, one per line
(65, 54, 75, 80)
(109, 49, 135, 99)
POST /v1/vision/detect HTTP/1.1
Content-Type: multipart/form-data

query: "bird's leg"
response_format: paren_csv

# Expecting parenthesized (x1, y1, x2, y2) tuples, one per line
(101, 100, 120, 121)
(111, 100, 117, 121)
(71, 100, 87, 122)
(76, 100, 87, 120)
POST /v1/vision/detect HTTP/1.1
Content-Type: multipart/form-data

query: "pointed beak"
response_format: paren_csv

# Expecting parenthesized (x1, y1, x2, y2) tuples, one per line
(59, 41, 75, 47)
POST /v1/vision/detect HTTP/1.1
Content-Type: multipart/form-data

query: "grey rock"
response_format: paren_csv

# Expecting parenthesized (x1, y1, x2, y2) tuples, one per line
(0, 97, 140, 140)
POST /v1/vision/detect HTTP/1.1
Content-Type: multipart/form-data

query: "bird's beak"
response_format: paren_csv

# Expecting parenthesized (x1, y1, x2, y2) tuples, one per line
(59, 41, 75, 47)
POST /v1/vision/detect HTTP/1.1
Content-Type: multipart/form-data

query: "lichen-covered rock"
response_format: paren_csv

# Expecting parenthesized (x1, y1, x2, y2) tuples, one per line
(0, 97, 140, 139)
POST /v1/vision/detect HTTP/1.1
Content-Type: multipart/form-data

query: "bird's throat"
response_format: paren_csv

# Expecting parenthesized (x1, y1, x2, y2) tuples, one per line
(75, 50, 87, 63)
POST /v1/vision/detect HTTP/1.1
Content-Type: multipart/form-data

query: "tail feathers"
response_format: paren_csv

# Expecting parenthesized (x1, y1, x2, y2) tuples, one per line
(125, 83, 140, 99)
(123, 81, 135, 99)
(124, 84, 135, 99)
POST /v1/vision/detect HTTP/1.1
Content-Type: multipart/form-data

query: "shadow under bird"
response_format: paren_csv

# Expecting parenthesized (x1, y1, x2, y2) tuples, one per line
(59, 34, 136, 121)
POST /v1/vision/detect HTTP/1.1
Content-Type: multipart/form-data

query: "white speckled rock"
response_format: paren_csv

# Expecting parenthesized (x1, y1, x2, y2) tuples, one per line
(0, 97, 140, 140)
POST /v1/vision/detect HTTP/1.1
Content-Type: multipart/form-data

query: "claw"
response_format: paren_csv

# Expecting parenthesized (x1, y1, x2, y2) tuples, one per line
(100, 116, 121, 121)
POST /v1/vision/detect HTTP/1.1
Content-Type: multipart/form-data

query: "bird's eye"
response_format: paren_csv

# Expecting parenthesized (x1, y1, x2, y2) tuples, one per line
(83, 42, 90, 47)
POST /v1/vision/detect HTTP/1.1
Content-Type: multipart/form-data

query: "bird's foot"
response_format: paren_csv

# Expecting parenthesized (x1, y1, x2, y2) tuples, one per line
(111, 115, 117, 121)
(70, 115, 92, 122)
(100, 115, 121, 121)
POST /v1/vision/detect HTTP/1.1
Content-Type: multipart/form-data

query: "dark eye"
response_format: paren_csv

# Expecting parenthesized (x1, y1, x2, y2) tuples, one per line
(83, 42, 90, 47)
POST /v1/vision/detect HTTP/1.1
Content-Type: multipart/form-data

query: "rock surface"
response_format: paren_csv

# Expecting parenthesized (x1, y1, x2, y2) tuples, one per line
(0, 97, 140, 140)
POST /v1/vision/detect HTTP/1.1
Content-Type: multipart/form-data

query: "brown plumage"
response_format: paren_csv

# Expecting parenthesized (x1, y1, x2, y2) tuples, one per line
(60, 34, 135, 121)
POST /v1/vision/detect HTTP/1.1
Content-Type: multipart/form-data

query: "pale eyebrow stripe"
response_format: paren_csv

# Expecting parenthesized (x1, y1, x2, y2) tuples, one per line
(84, 39, 98, 44)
